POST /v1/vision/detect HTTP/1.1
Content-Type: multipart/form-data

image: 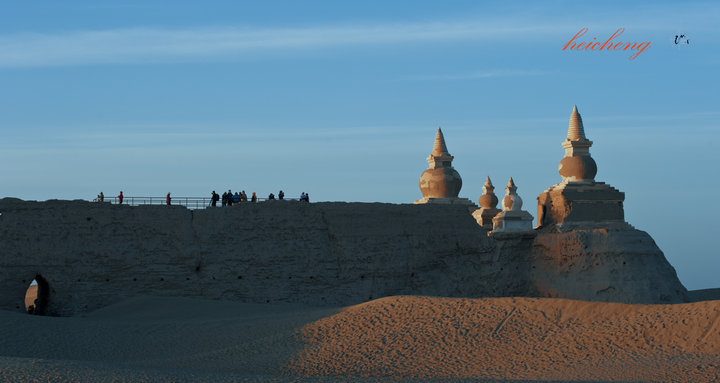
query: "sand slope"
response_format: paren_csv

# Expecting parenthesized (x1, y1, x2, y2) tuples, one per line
(291, 296, 720, 382)
(1, 295, 718, 382)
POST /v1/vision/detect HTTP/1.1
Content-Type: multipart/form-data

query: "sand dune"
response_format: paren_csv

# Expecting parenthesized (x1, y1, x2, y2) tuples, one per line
(1, 296, 718, 382)
(290, 296, 720, 382)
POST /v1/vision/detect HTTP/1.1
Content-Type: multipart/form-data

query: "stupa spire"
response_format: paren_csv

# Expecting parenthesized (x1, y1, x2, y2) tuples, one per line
(502, 177, 522, 211)
(483, 176, 494, 193)
(567, 105, 587, 141)
(506, 177, 517, 193)
(432, 127, 450, 157)
(425, 127, 454, 169)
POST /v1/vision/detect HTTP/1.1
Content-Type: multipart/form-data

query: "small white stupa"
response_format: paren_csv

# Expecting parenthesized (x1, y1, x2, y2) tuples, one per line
(491, 177, 534, 234)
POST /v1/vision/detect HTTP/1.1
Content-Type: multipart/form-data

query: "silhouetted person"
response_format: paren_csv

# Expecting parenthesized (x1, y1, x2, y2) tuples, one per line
(227, 190, 233, 206)
(211, 191, 219, 207)
(251, 192, 257, 203)
(98, 192, 104, 202)
(304, 192, 310, 203)
(118, 191, 124, 205)
(166, 192, 171, 206)
(241, 191, 248, 202)
(222, 191, 228, 207)
(268, 193, 275, 200)
(278, 190, 284, 200)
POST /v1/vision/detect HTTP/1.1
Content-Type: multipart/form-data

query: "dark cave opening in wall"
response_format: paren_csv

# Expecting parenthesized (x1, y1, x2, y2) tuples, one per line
(25, 275, 49, 315)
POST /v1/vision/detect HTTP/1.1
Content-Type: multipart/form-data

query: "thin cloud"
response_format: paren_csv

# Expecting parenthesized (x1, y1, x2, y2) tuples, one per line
(1, 1, 718, 68)
(404, 69, 547, 81)
(0, 21, 563, 68)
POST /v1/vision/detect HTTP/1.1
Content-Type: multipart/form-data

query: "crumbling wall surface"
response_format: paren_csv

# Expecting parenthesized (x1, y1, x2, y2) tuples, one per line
(0, 198, 688, 316)
(0, 199, 506, 316)
(531, 227, 689, 304)
(0, 198, 202, 316)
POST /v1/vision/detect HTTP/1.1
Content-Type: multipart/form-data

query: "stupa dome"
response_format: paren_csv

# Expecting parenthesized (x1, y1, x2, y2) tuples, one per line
(477, 176, 499, 209)
(559, 155, 597, 181)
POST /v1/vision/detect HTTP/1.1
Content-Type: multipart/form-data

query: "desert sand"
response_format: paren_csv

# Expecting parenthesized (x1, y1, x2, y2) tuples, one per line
(1, 295, 718, 382)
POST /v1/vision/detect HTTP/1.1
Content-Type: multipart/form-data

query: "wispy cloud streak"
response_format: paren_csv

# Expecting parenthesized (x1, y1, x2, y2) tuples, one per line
(1, 1, 719, 68)
(404, 69, 547, 81)
(0, 21, 561, 68)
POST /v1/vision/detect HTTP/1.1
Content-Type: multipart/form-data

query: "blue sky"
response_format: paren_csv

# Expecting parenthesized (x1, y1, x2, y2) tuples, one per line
(0, 1, 718, 290)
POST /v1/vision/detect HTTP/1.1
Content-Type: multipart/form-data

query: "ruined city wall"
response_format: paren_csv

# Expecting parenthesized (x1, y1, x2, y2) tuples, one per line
(0, 199, 518, 316)
(0, 198, 687, 316)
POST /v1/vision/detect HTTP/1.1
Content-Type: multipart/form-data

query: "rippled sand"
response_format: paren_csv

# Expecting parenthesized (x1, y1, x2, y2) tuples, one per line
(1, 295, 718, 382)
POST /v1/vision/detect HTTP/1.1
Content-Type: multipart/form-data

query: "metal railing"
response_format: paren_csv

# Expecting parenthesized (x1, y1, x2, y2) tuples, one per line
(92, 196, 298, 209)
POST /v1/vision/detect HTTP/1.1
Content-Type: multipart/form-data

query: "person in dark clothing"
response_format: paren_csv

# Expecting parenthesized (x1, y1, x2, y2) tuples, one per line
(166, 192, 171, 206)
(251, 192, 257, 203)
(278, 190, 284, 200)
(305, 193, 309, 202)
(118, 191, 124, 205)
(211, 191, 219, 207)
(241, 191, 247, 202)
(222, 191, 227, 207)
(227, 190, 233, 206)
(268, 193, 275, 200)
(98, 192, 104, 202)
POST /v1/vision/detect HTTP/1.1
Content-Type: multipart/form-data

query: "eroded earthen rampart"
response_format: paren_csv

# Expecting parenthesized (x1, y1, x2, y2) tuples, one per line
(0, 198, 688, 316)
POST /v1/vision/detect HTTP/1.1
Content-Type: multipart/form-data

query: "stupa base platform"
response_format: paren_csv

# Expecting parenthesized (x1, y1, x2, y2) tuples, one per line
(472, 207, 501, 230)
(537, 181, 625, 229)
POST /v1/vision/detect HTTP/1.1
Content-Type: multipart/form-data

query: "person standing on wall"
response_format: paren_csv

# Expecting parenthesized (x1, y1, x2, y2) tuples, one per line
(166, 192, 171, 206)
(118, 191, 124, 205)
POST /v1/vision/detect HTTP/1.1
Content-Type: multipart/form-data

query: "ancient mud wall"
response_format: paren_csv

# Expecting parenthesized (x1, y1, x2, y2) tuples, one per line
(0, 198, 687, 316)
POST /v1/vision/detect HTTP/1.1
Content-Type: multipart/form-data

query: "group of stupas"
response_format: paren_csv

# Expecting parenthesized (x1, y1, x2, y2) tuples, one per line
(415, 105, 625, 235)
